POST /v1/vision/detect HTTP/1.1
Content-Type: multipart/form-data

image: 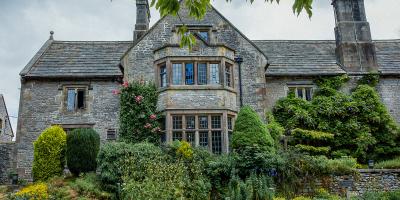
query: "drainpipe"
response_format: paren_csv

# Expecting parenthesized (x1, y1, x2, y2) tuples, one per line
(234, 56, 244, 107)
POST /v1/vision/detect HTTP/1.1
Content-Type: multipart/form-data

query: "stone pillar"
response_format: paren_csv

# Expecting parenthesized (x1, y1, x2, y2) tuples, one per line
(332, 0, 378, 74)
(134, 0, 150, 41)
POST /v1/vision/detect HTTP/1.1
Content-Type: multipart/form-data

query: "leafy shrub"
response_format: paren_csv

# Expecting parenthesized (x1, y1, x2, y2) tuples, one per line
(375, 157, 400, 169)
(266, 112, 285, 148)
(118, 81, 161, 143)
(232, 106, 275, 177)
(227, 173, 274, 200)
(13, 182, 48, 199)
(97, 142, 164, 194)
(206, 154, 234, 199)
(69, 173, 112, 199)
(66, 128, 100, 176)
(358, 190, 400, 200)
(32, 125, 67, 181)
(273, 75, 400, 163)
(291, 128, 334, 156)
(357, 73, 380, 87)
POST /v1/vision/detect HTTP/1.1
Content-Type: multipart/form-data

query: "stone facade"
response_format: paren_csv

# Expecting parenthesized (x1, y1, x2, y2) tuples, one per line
(0, 95, 14, 142)
(0, 142, 15, 184)
(15, 79, 120, 180)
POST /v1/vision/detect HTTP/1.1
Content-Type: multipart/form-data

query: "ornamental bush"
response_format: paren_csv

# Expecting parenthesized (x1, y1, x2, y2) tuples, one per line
(32, 125, 67, 181)
(118, 81, 161, 144)
(232, 106, 275, 177)
(66, 128, 100, 176)
(273, 75, 400, 163)
(13, 182, 48, 199)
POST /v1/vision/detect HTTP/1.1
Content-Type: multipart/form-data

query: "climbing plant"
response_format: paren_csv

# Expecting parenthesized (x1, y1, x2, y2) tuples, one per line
(273, 75, 400, 163)
(117, 81, 162, 144)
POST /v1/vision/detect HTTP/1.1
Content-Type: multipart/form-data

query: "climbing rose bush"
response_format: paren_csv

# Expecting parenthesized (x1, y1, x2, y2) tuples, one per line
(117, 80, 161, 143)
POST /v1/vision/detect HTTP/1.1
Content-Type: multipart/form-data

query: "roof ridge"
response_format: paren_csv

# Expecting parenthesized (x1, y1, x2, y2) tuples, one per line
(52, 40, 132, 43)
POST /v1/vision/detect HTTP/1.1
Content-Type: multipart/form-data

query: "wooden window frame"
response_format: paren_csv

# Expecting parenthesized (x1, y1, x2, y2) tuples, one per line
(64, 86, 88, 112)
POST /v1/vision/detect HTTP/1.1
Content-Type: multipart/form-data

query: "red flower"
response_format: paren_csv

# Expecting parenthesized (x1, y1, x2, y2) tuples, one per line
(122, 81, 129, 88)
(112, 89, 121, 95)
(149, 114, 157, 120)
(144, 123, 152, 129)
(135, 95, 143, 104)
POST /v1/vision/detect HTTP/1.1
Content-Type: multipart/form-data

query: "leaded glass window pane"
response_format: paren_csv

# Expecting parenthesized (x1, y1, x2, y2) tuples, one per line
(199, 131, 208, 147)
(306, 88, 312, 101)
(186, 116, 195, 129)
(297, 88, 304, 99)
(197, 63, 207, 85)
(186, 132, 195, 146)
(172, 116, 183, 129)
(67, 89, 75, 111)
(225, 64, 232, 87)
(172, 63, 182, 85)
(211, 116, 221, 129)
(173, 132, 182, 141)
(210, 64, 220, 84)
(160, 65, 167, 87)
(199, 116, 208, 129)
(185, 63, 194, 85)
(227, 116, 233, 130)
(212, 131, 222, 154)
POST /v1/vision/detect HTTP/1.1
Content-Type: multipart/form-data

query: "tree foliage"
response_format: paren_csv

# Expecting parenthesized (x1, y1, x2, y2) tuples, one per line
(32, 125, 67, 182)
(66, 128, 100, 176)
(273, 75, 400, 163)
(118, 81, 162, 144)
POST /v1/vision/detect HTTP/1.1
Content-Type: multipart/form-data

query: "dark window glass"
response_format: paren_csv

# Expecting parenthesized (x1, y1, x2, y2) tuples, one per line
(160, 65, 167, 87)
(297, 88, 304, 99)
(186, 132, 195, 146)
(185, 63, 194, 85)
(197, 63, 207, 85)
(212, 131, 222, 154)
(199, 131, 208, 147)
(211, 116, 221, 129)
(172, 116, 183, 129)
(161, 133, 167, 143)
(173, 132, 182, 141)
(228, 131, 233, 153)
(77, 90, 85, 109)
(186, 116, 195, 129)
(225, 64, 232, 87)
(67, 89, 75, 111)
(107, 129, 117, 140)
(198, 31, 209, 41)
(172, 63, 182, 85)
(305, 88, 312, 101)
(227, 116, 233, 130)
(199, 116, 208, 129)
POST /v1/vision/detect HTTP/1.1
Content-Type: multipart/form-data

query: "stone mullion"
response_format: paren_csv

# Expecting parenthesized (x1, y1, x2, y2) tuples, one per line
(208, 115, 212, 152)
(195, 115, 199, 147)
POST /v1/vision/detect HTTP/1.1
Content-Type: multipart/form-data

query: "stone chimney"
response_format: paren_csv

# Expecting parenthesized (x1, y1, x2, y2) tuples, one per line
(332, 0, 378, 73)
(134, 0, 150, 41)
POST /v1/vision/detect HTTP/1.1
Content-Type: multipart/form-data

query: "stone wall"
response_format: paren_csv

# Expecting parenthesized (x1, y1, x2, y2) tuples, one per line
(0, 95, 13, 142)
(16, 79, 120, 181)
(0, 142, 15, 184)
(377, 77, 400, 124)
(303, 169, 400, 197)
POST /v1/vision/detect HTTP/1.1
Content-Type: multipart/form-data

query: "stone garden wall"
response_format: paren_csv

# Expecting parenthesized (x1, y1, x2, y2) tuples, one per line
(305, 169, 400, 196)
(0, 142, 15, 184)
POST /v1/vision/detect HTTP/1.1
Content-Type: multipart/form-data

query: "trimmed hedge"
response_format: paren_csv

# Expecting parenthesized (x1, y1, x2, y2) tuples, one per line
(32, 125, 67, 181)
(66, 128, 100, 176)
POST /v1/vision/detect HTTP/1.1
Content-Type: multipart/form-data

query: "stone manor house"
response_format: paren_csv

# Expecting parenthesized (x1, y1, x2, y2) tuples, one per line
(8, 0, 400, 180)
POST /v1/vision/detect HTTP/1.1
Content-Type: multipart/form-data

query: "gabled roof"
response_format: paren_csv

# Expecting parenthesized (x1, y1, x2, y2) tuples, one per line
(0, 94, 13, 138)
(20, 40, 132, 79)
(254, 40, 400, 76)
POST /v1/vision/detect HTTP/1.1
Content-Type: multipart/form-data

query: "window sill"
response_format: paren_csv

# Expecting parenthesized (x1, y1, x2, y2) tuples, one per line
(159, 85, 236, 93)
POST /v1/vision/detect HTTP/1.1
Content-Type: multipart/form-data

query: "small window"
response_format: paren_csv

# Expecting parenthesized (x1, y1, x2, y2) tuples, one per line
(186, 116, 195, 129)
(212, 131, 222, 154)
(227, 116, 233, 130)
(198, 31, 209, 41)
(288, 86, 313, 101)
(185, 63, 194, 85)
(225, 63, 232, 87)
(197, 63, 207, 85)
(172, 116, 183, 129)
(172, 63, 183, 85)
(199, 131, 208, 147)
(66, 87, 86, 112)
(107, 129, 117, 140)
(211, 116, 221, 129)
(210, 64, 220, 84)
(160, 64, 167, 87)
(199, 116, 208, 129)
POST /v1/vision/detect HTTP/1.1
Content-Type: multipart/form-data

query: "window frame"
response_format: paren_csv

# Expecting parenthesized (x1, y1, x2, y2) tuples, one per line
(287, 85, 314, 101)
(224, 62, 233, 88)
(64, 86, 88, 112)
(106, 129, 117, 140)
(159, 64, 167, 88)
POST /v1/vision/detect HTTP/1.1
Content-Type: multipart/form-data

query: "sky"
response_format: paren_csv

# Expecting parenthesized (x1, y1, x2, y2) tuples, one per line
(0, 0, 399, 135)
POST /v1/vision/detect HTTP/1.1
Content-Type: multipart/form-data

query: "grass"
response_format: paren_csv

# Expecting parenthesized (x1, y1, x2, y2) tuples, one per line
(375, 157, 400, 169)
